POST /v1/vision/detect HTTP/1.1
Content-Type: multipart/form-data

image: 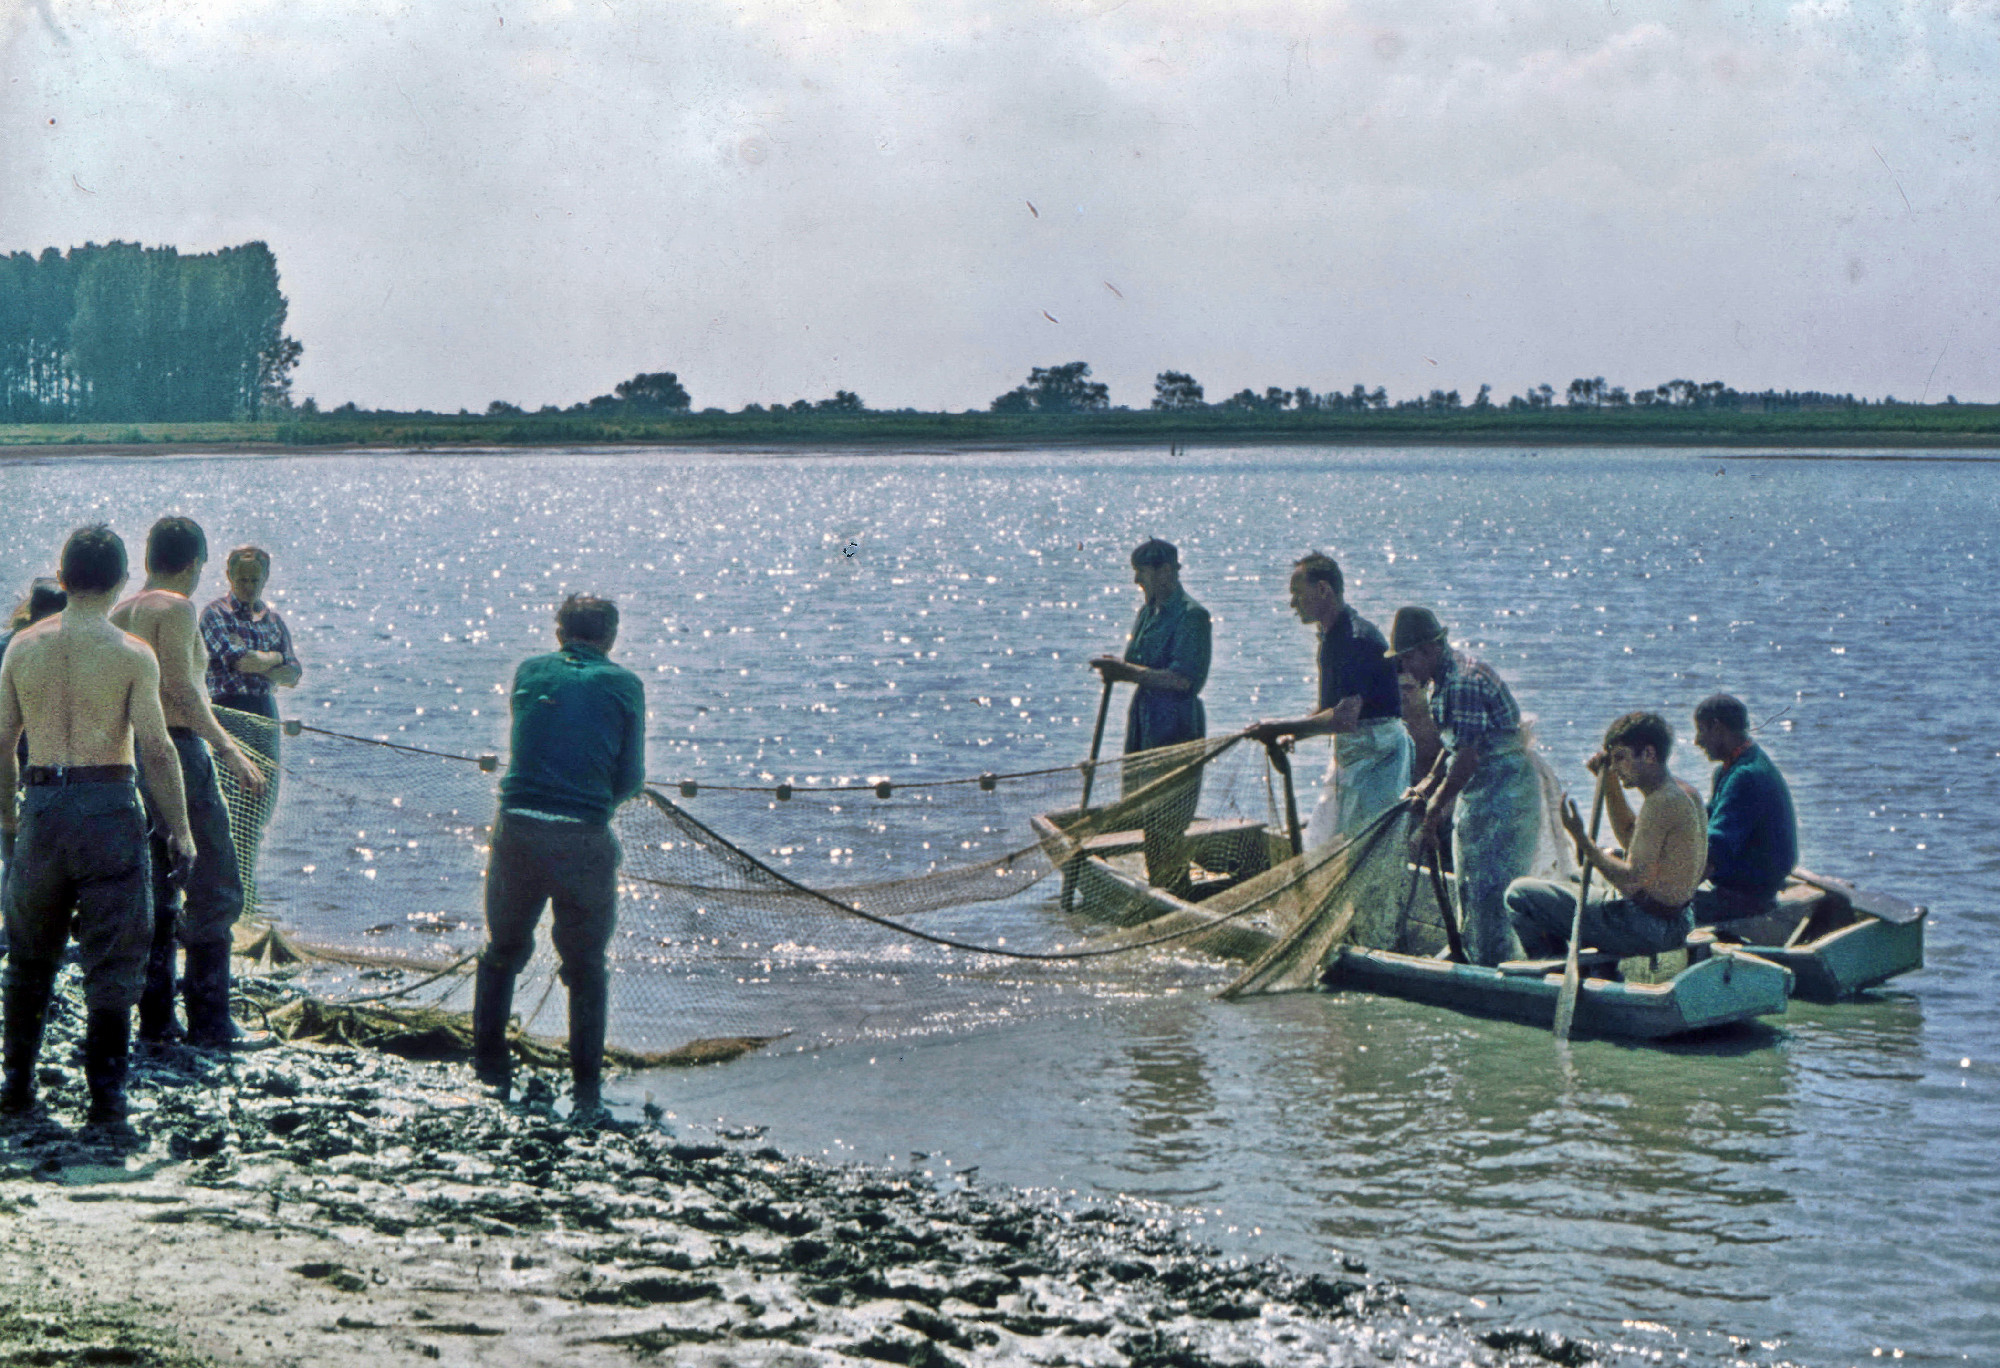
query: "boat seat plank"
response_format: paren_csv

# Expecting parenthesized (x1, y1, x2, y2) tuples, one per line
(1497, 953, 1619, 977)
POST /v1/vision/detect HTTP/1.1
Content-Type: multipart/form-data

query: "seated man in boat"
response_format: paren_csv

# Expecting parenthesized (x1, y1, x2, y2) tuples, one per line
(1505, 711, 1707, 962)
(1690, 693, 1798, 923)
(1393, 607, 1541, 965)
(472, 593, 646, 1127)
(1246, 552, 1409, 848)
(1088, 538, 1210, 897)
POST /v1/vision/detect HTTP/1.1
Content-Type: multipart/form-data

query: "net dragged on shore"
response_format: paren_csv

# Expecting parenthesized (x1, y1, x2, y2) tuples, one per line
(208, 708, 1571, 1066)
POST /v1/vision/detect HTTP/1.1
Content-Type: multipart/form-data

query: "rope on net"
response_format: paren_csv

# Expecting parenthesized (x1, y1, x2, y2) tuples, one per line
(217, 703, 1427, 1064)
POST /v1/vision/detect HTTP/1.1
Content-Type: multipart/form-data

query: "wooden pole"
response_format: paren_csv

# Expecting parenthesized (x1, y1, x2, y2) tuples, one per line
(1553, 765, 1610, 1042)
(1078, 677, 1115, 813)
(1261, 740, 1304, 857)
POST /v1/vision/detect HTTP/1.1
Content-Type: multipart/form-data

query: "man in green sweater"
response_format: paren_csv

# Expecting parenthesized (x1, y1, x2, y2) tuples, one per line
(473, 594, 646, 1125)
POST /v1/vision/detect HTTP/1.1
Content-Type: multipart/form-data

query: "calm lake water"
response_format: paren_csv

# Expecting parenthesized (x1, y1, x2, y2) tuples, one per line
(1, 444, 1993, 1366)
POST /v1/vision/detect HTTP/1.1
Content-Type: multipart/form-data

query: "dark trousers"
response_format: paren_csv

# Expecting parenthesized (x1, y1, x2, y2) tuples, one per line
(144, 729, 245, 952)
(1506, 876, 1695, 961)
(480, 811, 619, 1001)
(3, 783, 151, 1009)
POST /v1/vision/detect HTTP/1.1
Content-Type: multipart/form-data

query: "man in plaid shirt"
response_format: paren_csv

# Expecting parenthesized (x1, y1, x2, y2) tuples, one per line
(198, 545, 301, 720)
(1391, 606, 1543, 966)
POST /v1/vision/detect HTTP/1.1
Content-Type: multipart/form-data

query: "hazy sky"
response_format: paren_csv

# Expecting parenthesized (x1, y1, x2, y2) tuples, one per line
(4, 0, 1994, 412)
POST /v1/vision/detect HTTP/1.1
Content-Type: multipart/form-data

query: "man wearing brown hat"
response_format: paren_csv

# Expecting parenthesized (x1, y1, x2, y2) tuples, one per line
(1088, 538, 1211, 896)
(1390, 606, 1543, 966)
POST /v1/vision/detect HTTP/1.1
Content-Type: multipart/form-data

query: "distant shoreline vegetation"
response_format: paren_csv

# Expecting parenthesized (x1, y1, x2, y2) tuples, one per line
(2, 238, 1997, 451)
(5, 359, 2000, 452)
(6, 401, 2000, 452)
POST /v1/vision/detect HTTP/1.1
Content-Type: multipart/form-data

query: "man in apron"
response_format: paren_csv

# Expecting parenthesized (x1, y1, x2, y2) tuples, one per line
(1392, 606, 1542, 966)
(1248, 552, 1410, 848)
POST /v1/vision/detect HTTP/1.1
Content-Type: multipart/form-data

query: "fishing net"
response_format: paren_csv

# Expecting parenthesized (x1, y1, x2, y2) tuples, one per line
(206, 706, 1575, 1065)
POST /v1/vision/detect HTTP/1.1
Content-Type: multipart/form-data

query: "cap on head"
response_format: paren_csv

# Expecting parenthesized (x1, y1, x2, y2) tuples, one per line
(1130, 538, 1179, 569)
(1385, 605, 1448, 657)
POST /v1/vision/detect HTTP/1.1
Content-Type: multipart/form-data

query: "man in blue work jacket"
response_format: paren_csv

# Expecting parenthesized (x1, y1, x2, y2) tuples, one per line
(473, 594, 645, 1126)
(1689, 693, 1798, 923)
(1089, 539, 1212, 895)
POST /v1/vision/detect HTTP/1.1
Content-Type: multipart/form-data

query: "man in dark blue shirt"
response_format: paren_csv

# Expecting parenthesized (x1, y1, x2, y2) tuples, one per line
(1689, 693, 1798, 922)
(473, 594, 646, 1125)
(1248, 552, 1410, 848)
(1089, 539, 1211, 894)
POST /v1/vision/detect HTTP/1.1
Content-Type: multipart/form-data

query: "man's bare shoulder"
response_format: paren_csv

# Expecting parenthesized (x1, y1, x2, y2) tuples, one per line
(111, 588, 194, 638)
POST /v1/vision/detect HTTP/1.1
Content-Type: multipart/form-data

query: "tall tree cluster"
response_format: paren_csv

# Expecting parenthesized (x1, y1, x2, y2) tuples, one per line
(0, 241, 302, 422)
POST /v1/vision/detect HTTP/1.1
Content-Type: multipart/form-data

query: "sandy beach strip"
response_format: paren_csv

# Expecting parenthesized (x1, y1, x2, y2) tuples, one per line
(0, 976, 1599, 1367)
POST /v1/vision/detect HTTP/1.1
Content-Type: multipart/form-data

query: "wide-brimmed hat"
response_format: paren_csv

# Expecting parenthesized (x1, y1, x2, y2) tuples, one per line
(1385, 606, 1448, 657)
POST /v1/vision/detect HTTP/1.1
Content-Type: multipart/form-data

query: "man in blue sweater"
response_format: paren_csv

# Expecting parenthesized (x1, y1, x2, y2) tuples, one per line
(473, 594, 646, 1124)
(1690, 693, 1798, 923)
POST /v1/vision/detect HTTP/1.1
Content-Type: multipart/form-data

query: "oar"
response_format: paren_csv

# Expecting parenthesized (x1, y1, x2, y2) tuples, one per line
(1423, 829, 1467, 963)
(1078, 676, 1115, 814)
(1260, 739, 1304, 857)
(1553, 765, 1610, 1042)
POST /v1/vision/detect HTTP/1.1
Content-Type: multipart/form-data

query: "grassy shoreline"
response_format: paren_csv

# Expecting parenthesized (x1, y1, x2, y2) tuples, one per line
(5, 404, 2000, 454)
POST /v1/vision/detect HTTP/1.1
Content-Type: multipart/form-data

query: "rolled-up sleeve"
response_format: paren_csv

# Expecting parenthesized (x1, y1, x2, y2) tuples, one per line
(1165, 605, 1211, 693)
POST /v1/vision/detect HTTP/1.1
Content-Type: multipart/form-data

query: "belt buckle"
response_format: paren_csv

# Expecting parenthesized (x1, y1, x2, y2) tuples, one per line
(49, 763, 66, 785)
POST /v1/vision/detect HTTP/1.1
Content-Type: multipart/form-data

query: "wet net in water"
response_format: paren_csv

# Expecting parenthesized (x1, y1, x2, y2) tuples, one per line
(210, 708, 1573, 1062)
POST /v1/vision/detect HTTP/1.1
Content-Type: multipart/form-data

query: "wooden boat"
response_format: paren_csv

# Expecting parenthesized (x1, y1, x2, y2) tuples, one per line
(1697, 869, 1926, 1001)
(1030, 807, 1793, 1040)
(1321, 942, 1791, 1039)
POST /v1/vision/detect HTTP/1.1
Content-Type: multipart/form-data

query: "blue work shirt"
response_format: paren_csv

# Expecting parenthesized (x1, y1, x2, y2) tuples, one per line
(1121, 586, 1211, 753)
(499, 642, 647, 824)
(1706, 743, 1798, 898)
(1318, 607, 1401, 721)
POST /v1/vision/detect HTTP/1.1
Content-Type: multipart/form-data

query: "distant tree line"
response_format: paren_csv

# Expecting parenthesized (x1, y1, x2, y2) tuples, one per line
(0, 241, 301, 421)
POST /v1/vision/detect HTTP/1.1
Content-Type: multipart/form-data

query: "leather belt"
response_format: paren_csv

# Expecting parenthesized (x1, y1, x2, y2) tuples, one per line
(21, 764, 136, 786)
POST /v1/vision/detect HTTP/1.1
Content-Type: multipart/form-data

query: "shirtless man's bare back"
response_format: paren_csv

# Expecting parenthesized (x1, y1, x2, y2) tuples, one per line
(110, 516, 270, 1049)
(1, 525, 193, 1131)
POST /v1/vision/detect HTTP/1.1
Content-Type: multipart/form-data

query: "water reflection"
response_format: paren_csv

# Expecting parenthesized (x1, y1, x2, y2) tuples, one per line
(4, 446, 1996, 1367)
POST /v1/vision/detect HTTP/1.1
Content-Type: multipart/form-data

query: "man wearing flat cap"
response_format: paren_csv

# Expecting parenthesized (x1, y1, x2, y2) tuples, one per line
(1390, 606, 1543, 965)
(1089, 538, 1211, 895)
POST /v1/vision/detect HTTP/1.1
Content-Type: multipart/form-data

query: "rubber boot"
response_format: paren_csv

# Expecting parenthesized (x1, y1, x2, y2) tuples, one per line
(136, 911, 183, 1046)
(82, 1007, 134, 1136)
(182, 943, 273, 1052)
(1, 960, 57, 1117)
(566, 967, 609, 1128)
(471, 961, 516, 1098)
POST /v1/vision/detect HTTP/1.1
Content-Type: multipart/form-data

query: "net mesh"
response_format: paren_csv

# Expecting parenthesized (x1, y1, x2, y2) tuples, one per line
(209, 707, 1573, 1063)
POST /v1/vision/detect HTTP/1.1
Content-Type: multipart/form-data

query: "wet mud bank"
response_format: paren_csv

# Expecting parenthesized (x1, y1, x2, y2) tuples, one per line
(2, 984, 1610, 1367)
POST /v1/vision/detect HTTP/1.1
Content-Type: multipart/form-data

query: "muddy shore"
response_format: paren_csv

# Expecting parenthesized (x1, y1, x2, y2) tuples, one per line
(0, 976, 1612, 1367)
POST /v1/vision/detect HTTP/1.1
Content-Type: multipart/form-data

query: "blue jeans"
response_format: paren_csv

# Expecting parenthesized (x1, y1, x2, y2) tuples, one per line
(1506, 876, 1695, 960)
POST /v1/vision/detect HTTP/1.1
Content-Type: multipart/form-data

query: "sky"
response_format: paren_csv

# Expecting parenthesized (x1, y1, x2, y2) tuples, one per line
(2, 0, 1995, 413)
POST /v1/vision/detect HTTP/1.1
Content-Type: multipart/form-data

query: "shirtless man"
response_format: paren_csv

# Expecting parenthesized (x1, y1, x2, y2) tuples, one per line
(1504, 711, 1708, 962)
(0, 525, 193, 1130)
(111, 517, 268, 1049)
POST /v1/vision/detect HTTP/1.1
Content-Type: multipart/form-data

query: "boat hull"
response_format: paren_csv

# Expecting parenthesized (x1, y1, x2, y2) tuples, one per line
(1323, 945, 1793, 1039)
(1703, 872, 1926, 1000)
